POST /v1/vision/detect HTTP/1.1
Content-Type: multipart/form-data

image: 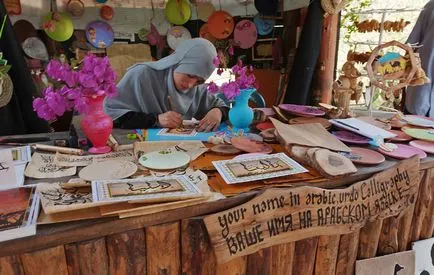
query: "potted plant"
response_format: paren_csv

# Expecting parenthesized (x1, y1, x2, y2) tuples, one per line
(32, 54, 117, 154)
(207, 47, 258, 132)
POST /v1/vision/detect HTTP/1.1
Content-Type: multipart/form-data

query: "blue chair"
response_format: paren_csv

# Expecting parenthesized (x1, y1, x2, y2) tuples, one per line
(216, 90, 266, 108)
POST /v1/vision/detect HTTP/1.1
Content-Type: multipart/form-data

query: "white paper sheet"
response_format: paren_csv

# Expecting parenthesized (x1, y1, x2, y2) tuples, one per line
(0, 149, 18, 190)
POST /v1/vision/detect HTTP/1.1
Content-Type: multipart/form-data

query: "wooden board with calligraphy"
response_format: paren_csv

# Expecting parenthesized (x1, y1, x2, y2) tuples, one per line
(204, 157, 420, 264)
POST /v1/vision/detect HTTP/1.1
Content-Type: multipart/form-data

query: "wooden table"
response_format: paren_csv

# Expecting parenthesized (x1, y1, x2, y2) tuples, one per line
(0, 130, 433, 275)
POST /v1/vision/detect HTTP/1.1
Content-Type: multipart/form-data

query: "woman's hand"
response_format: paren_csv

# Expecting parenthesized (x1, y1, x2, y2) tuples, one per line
(158, 111, 182, 128)
(198, 108, 222, 132)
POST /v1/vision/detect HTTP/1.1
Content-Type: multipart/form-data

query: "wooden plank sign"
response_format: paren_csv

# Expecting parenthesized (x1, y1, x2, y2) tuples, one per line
(204, 157, 420, 264)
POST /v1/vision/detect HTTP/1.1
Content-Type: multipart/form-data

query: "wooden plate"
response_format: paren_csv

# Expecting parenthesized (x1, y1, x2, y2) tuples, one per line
(402, 127, 434, 142)
(207, 10, 234, 39)
(79, 160, 137, 181)
(289, 117, 331, 129)
(278, 104, 325, 117)
(256, 121, 274, 131)
(346, 147, 385, 165)
(332, 130, 370, 144)
(233, 19, 257, 49)
(390, 118, 408, 129)
(385, 130, 413, 142)
(404, 115, 434, 128)
(377, 144, 427, 160)
(139, 151, 190, 170)
(231, 137, 273, 154)
(210, 144, 242, 155)
(409, 140, 434, 154)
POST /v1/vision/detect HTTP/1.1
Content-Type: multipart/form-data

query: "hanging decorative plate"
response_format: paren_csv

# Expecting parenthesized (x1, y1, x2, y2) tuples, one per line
(253, 15, 275, 36)
(403, 115, 434, 128)
(95, 0, 107, 3)
(289, 117, 332, 129)
(207, 10, 234, 39)
(86, 20, 114, 49)
(79, 160, 138, 181)
(0, 74, 13, 108)
(4, 0, 22, 15)
(151, 12, 172, 36)
(197, 2, 215, 22)
(278, 104, 326, 117)
(137, 27, 150, 41)
(233, 19, 257, 49)
(139, 150, 190, 170)
(42, 12, 74, 42)
(401, 127, 434, 142)
(377, 144, 427, 160)
(199, 23, 217, 44)
(22, 37, 49, 61)
(409, 140, 434, 154)
(165, 0, 191, 25)
(167, 26, 192, 50)
(231, 137, 273, 154)
(385, 130, 413, 142)
(100, 5, 114, 21)
(67, 0, 85, 18)
(13, 20, 37, 45)
(254, 0, 279, 15)
(345, 147, 385, 165)
(332, 130, 371, 144)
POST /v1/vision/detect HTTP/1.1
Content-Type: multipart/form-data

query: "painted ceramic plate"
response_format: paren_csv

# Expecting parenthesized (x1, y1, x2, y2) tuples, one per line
(42, 12, 74, 42)
(256, 121, 274, 131)
(345, 147, 385, 165)
(278, 104, 325, 117)
(207, 10, 234, 39)
(377, 144, 427, 160)
(404, 115, 434, 128)
(253, 15, 275, 36)
(289, 117, 331, 129)
(13, 20, 37, 44)
(402, 127, 434, 142)
(390, 118, 408, 129)
(199, 23, 216, 44)
(233, 19, 257, 49)
(139, 150, 190, 170)
(210, 144, 242, 155)
(151, 13, 172, 36)
(165, 0, 191, 25)
(231, 137, 273, 154)
(86, 20, 114, 48)
(22, 37, 49, 61)
(254, 0, 279, 15)
(100, 5, 114, 21)
(332, 130, 371, 144)
(385, 130, 413, 142)
(79, 160, 138, 181)
(167, 26, 192, 50)
(409, 140, 434, 154)
(197, 2, 215, 22)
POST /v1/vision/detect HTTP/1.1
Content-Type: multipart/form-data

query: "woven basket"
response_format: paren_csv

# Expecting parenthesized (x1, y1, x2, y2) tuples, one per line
(321, 0, 347, 15)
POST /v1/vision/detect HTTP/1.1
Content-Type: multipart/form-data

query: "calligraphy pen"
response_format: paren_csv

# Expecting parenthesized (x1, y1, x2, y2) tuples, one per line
(167, 95, 174, 112)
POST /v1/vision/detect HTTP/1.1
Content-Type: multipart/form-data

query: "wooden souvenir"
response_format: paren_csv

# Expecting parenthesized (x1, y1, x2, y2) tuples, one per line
(4, 0, 21, 15)
(366, 41, 419, 92)
(309, 149, 358, 178)
(332, 61, 362, 118)
(210, 145, 242, 155)
(67, 0, 85, 17)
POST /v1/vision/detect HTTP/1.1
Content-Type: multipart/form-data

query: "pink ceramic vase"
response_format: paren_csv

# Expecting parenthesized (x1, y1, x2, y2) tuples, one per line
(80, 95, 113, 154)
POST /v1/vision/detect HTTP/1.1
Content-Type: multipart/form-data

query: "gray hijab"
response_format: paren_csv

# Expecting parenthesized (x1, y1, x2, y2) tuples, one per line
(104, 38, 225, 121)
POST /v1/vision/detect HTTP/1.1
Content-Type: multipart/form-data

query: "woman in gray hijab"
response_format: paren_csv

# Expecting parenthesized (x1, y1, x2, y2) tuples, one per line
(104, 38, 227, 131)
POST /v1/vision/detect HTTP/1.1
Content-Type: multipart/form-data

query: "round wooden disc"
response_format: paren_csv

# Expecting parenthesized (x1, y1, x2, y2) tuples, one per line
(231, 137, 273, 154)
(210, 144, 242, 155)
(377, 144, 427, 160)
(289, 117, 331, 129)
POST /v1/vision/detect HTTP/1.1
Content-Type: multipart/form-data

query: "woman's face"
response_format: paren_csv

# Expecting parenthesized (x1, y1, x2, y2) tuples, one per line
(173, 72, 204, 92)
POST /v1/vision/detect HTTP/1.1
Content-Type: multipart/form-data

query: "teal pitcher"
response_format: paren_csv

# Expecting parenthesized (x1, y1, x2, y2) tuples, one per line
(228, 88, 255, 132)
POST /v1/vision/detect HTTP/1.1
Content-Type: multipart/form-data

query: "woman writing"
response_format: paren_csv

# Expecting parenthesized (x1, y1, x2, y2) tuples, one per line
(104, 38, 227, 132)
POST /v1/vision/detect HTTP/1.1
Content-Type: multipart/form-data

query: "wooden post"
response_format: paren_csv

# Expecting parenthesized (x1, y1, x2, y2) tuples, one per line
(420, 168, 434, 239)
(410, 170, 432, 242)
(314, 235, 340, 275)
(336, 230, 360, 275)
(0, 256, 24, 275)
(106, 229, 147, 275)
(271, 242, 295, 275)
(21, 246, 68, 275)
(398, 204, 416, 251)
(314, 14, 339, 104)
(358, 220, 383, 259)
(181, 219, 216, 275)
(377, 217, 399, 255)
(246, 248, 273, 275)
(146, 222, 180, 275)
(216, 257, 247, 275)
(292, 237, 319, 275)
(64, 238, 109, 275)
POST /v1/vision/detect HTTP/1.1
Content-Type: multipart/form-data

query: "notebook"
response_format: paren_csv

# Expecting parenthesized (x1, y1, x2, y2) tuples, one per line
(329, 118, 396, 139)
(0, 187, 40, 242)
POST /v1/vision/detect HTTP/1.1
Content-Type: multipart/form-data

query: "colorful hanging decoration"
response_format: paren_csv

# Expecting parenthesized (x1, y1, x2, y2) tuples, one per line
(208, 11, 234, 39)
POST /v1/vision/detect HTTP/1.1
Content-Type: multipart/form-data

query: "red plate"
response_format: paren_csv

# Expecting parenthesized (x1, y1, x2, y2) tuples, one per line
(231, 137, 273, 154)
(385, 130, 413, 142)
(347, 147, 385, 165)
(332, 130, 370, 144)
(377, 144, 427, 160)
(256, 121, 274, 131)
(278, 104, 325, 117)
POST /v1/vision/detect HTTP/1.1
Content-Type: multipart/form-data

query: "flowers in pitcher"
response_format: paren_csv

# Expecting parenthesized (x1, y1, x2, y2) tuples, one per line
(32, 54, 117, 121)
(207, 46, 258, 100)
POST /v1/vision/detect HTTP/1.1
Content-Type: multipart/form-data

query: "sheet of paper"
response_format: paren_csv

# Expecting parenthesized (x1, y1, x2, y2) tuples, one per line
(165, 141, 209, 161)
(11, 146, 31, 164)
(157, 127, 198, 137)
(412, 237, 434, 275)
(25, 153, 76, 179)
(356, 251, 415, 275)
(329, 118, 396, 139)
(0, 149, 18, 190)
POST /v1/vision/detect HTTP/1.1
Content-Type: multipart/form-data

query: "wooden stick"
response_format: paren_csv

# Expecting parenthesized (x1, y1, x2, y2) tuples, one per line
(32, 144, 84, 155)
(108, 134, 119, 149)
(114, 144, 133, 152)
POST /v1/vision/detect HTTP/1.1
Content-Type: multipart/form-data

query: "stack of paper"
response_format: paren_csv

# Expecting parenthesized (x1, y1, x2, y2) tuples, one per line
(329, 118, 396, 139)
(0, 187, 40, 242)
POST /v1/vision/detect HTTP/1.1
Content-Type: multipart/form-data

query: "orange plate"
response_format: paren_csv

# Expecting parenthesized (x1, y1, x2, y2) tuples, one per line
(207, 10, 234, 39)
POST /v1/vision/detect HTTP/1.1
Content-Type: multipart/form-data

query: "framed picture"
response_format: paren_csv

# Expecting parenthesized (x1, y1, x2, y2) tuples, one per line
(252, 38, 277, 61)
